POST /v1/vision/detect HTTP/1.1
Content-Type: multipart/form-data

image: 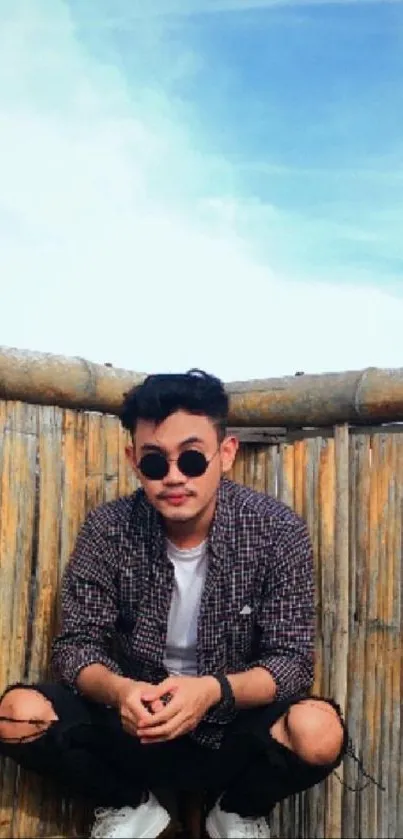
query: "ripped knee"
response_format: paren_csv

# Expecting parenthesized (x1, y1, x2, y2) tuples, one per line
(271, 698, 345, 766)
(0, 686, 58, 744)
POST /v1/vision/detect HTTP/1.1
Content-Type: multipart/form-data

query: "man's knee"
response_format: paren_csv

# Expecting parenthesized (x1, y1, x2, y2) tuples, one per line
(272, 699, 345, 766)
(0, 687, 58, 744)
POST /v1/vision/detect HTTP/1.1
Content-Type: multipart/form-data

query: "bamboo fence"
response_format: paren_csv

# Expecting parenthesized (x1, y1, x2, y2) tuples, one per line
(0, 348, 402, 838)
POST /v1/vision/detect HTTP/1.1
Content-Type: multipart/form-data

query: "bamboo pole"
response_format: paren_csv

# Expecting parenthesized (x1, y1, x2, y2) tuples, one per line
(2, 346, 403, 427)
(227, 367, 403, 427)
(0, 347, 145, 414)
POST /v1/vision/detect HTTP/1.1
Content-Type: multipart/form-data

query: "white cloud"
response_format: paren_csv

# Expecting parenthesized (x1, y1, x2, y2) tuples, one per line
(0, 0, 402, 381)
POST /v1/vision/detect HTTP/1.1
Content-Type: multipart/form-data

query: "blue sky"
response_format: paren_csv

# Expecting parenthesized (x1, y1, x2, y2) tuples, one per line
(1, 0, 402, 380)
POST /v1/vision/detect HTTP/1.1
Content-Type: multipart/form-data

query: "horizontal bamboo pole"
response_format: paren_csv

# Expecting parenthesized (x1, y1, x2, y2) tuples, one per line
(1, 346, 403, 427)
(0, 347, 145, 415)
(226, 367, 403, 427)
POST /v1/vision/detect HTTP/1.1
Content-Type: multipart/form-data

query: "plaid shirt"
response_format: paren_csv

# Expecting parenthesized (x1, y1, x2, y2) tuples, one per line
(51, 478, 315, 748)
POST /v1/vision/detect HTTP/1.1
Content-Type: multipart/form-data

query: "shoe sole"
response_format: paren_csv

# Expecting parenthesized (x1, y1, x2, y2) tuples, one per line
(142, 813, 173, 839)
(204, 816, 220, 839)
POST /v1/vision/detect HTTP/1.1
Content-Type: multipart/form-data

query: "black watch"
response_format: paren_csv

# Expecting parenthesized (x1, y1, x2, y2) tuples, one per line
(212, 673, 236, 711)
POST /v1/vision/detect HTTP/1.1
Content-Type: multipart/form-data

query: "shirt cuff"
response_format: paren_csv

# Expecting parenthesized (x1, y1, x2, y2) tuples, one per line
(52, 646, 124, 688)
(246, 656, 313, 700)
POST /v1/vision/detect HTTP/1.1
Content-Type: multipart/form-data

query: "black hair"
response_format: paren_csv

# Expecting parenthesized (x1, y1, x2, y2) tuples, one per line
(120, 368, 229, 439)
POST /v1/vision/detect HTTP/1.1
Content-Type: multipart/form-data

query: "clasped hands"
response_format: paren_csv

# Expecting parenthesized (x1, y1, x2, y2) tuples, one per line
(117, 674, 221, 744)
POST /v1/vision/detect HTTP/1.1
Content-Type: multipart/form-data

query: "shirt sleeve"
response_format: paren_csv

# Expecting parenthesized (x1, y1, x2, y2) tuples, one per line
(51, 509, 123, 687)
(248, 513, 315, 699)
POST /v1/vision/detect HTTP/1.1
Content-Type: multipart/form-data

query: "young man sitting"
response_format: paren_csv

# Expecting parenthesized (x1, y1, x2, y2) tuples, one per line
(0, 369, 346, 838)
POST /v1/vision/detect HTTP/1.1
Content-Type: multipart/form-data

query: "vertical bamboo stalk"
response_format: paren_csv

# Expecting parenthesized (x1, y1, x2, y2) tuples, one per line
(117, 423, 137, 496)
(318, 435, 336, 702)
(376, 433, 389, 839)
(305, 436, 325, 839)
(85, 413, 104, 513)
(266, 445, 278, 497)
(0, 401, 16, 839)
(278, 442, 295, 508)
(243, 445, 256, 489)
(56, 410, 89, 839)
(292, 439, 307, 839)
(12, 408, 64, 839)
(293, 439, 306, 519)
(395, 435, 403, 839)
(317, 434, 336, 838)
(27, 406, 63, 679)
(59, 411, 86, 575)
(360, 433, 381, 838)
(275, 441, 296, 838)
(382, 433, 398, 839)
(342, 432, 366, 835)
(103, 415, 119, 503)
(0, 403, 37, 839)
(326, 425, 349, 839)
(231, 443, 246, 486)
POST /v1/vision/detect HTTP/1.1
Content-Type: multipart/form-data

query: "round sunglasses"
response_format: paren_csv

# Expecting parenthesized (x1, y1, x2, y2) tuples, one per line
(138, 449, 217, 481)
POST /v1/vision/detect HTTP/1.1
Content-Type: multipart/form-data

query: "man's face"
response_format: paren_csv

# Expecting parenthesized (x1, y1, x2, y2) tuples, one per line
(126, 410, 238, 523)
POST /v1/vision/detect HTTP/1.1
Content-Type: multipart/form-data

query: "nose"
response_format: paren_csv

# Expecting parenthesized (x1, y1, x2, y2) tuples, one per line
(163, 459, 185, 484)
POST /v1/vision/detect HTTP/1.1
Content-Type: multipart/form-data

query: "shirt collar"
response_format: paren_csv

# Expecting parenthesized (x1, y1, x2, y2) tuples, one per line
(208, 478, 232, 560)
(131, 477, 232, 561)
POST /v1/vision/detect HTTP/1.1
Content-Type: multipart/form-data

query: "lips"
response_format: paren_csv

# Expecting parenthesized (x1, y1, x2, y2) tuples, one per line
(163, 494, 188, 505)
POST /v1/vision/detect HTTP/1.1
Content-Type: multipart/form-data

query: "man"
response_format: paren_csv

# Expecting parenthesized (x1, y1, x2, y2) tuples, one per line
(0, 369, 346, 839)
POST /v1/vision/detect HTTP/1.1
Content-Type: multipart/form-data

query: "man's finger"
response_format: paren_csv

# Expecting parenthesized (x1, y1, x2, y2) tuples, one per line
(141, 678, 178, 703)
(124, 697, 154, 728)
(140, 710, 186, 742)
(138, 695, 182, 729)
(120, 713, 138, 736)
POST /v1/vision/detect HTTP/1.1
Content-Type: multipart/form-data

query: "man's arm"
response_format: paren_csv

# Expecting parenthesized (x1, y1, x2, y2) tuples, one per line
(242, 512, 315, 702)
(226, 667, 276, 707)
(76, 663, 132, 707)
(51, 509, 125, 691)
(208, 512, 315, 710)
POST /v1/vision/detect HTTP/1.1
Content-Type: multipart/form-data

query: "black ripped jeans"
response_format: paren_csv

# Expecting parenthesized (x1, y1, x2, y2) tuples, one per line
(0, 683, 347, 818)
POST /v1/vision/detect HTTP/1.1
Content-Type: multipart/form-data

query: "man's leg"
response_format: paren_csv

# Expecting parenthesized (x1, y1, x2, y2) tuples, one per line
(0, 682, 146, 807)
(219, 695, 347, 818)
(0, 681, 218, 836)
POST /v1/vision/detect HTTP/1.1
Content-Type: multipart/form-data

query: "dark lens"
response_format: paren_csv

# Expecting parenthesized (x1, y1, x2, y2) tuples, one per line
(139, 453, 169, 480)
(177, 450, 208, 478)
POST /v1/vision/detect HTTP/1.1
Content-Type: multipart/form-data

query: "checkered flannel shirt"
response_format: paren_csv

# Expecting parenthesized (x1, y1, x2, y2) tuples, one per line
(51, 478, 315, 748)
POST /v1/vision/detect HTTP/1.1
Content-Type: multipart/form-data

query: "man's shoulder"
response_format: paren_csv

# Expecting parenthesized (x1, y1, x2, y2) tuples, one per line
(221, 479, 307, 533)
(85, 488, 144, 529)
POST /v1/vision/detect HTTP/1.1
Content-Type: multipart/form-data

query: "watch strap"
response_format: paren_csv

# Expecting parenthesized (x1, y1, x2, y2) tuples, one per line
(212, 673, 235, 709)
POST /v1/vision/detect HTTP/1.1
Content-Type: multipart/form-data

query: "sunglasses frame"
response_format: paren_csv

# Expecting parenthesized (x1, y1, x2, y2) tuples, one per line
(138, 448, 219, 481)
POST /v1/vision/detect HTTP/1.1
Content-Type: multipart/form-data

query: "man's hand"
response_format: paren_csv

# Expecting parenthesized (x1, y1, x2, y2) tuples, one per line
(137, 675, 221, 744)
(116, 679, 172, 736)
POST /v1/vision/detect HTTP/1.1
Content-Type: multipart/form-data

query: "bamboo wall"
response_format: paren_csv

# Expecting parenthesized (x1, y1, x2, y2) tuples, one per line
(0, 399, 402, 838)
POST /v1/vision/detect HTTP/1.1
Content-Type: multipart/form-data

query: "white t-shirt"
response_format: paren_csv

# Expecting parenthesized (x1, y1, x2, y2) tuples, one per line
(163, 538, 208, 675)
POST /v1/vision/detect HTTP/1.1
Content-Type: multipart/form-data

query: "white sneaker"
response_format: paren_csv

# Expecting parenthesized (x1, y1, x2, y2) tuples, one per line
(206, 798, 270, 839)
(90, 791, 171, 838)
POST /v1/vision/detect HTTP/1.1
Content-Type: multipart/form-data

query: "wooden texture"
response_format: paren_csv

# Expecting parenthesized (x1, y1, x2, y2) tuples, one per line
(0, 402, 402, 837)
(4, 345, 403, 427)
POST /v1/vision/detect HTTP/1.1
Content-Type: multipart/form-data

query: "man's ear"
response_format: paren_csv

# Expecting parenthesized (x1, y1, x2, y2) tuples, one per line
(220, 434, 239, 473)
(125, 444, 140, 478)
